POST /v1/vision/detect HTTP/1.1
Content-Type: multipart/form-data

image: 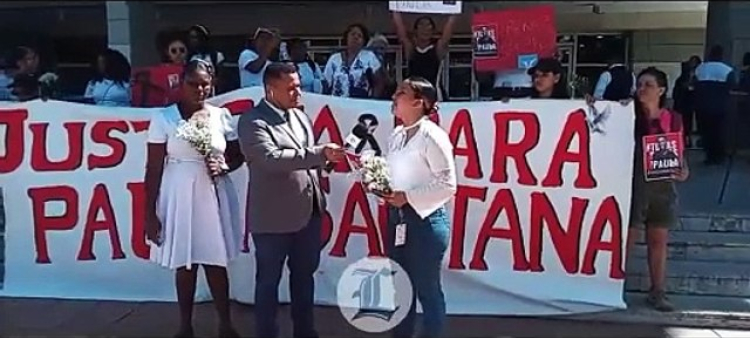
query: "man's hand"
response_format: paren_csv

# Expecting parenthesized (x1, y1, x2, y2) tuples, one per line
(322, 143, 346, 163)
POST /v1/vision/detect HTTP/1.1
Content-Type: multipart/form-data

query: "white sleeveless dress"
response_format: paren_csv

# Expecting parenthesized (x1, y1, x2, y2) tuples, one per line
(146, 104, 242, 270)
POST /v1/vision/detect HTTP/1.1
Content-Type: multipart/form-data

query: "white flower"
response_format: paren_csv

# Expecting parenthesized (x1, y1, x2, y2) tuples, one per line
(175, 118, 213, 156)
(357, 151, 392, 194)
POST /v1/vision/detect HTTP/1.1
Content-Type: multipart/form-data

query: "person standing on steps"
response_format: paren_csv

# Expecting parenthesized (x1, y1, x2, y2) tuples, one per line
(238, 62, 345, 338)
(628, 67, 689, 312)
(144, 59, 244, 338)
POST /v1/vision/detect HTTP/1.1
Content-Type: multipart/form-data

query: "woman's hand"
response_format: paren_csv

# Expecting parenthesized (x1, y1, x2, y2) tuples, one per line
(674, 166, 690, 182)
(206, 156, 226, 177)
(382, 190, 408, 208)
(146, 214, 162, 245)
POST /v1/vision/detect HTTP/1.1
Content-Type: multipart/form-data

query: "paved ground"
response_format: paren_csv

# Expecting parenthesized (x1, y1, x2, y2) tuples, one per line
(2, 297, 744, 338)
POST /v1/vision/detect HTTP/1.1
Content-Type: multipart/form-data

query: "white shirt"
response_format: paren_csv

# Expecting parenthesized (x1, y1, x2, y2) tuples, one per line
(493, 69, 532, 88)
(84, 79, 131, 107)
(238, 49, 269, 88)
(323, 49, 381, 98)
(386, 119, 457, 219)
(296, 61, 323, 93)
(593, 64, 637, 100)
(695, 61, 734, 83)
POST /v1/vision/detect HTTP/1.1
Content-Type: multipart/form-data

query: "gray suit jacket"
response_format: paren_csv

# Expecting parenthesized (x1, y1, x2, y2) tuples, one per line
(238, 100, 328, 234)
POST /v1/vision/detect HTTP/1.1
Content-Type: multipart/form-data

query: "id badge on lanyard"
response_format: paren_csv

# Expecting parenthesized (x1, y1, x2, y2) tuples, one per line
(394, 208, 406, 247)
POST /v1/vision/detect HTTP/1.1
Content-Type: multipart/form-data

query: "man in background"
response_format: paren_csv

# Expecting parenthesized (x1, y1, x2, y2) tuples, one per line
(694, 45, 735, 165)
(593, 56, 636, 101)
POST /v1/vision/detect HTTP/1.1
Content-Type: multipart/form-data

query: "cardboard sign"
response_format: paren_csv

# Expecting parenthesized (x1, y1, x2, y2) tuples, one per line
(472, 5, 557, 72)
(389, 1, 462, 14)
(131, 64, 183, 108)
(642, 132, 684, 181)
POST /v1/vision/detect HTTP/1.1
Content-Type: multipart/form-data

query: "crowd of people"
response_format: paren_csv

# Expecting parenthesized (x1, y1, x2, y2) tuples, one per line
(0, 12, 747, 338)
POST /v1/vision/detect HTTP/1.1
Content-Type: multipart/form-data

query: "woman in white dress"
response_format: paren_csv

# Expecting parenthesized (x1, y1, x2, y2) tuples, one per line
(144, 59, 243, 338)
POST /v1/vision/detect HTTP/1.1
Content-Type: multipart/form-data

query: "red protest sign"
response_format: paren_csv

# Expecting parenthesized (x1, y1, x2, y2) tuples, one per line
(642, 132, 684, 182)
(472, 5, 557, 72)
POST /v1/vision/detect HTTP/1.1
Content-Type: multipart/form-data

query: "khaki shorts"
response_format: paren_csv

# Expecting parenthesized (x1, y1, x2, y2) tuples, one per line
(629, 181, 679, 229)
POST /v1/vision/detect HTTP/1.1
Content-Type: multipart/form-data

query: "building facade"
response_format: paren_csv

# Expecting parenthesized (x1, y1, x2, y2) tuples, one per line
(0, 1, 725, 100)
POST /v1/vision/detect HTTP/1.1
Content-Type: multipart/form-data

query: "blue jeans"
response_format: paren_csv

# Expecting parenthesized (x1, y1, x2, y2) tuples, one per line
(386, 205, 450, 338)
(252, 215, 321, 338)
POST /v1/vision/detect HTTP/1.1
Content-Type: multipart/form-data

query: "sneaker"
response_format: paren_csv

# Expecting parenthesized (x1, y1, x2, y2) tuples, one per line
(646, 290, 675, 312)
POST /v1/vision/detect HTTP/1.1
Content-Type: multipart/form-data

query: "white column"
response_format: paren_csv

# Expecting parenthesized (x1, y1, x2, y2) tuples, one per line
(106, 1, 158, 68)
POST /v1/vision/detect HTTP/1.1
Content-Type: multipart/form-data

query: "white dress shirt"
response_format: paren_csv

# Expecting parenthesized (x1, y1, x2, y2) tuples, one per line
(493, 69, 532, 88)
(593, 64, 637, 100)
(386, 118, 457, 219)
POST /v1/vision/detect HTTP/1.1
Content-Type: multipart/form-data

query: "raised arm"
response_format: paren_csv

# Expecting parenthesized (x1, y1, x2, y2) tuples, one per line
(239, 117, 328, 172)
(435, 15, 457, 59)
(392, 11, 414, 60)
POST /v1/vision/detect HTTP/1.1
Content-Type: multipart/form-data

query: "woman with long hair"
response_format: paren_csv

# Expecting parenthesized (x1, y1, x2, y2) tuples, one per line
(629, 67, 689, 312)
(392, 13, 456, 98)
(381, 76, 457, 337)
(83, 48, 132, 106)
(144, 59, 243, 337)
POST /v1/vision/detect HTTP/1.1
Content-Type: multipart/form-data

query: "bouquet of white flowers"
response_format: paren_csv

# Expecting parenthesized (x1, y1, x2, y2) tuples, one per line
(175, 117, 228, 173)
(356, 150, 392, 197)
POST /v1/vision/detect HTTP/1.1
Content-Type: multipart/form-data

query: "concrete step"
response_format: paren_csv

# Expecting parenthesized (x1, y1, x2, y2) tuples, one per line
(677, 214, 750, 233)
(632, 242, 750, 263)
(625, 259, 750, 297)
(635, 230, 750, 245)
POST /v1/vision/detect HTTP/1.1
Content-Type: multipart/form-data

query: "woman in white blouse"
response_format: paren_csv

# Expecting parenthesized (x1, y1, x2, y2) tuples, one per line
(323, 23, 382, 98)
(84, 48, 132, 107)
(381, 76, 457, 338)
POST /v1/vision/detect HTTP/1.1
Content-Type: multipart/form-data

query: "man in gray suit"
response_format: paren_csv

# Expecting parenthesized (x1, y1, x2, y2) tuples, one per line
(238, 62, 344, 338)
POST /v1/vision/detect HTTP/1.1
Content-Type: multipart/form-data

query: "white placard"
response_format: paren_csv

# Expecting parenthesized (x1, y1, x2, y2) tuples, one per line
(389, 1, 463, 14)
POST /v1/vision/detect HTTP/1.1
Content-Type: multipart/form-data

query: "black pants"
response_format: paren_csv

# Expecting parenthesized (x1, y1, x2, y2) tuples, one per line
(696, 107, 727, 163)
(252, 215, 322, 338)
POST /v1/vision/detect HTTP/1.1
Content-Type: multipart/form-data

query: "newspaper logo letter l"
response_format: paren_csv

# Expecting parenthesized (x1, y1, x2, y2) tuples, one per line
(337, 257, 413, 333)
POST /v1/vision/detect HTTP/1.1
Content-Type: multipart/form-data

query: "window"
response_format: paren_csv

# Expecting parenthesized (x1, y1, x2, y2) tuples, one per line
(576, 34, 626, 65)
(447, 67, 472, 100)
(574, 66, 607, 97)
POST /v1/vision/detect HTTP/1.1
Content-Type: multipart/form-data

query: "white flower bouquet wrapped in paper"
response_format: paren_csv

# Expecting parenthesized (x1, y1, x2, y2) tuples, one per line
(355, 150, 393, 197)
(175, 117, 228, 172)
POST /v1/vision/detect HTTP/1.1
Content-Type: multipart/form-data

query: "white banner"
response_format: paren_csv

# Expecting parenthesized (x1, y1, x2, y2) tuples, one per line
(389, 1, 463, 14)
(0, 87, 634, 316)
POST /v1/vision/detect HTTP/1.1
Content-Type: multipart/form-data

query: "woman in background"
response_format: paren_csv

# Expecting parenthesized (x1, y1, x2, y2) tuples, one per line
(187, 24, 225, 95)
(628, 67, 689, 312)
(392, 12, 456, 98)
(382, 76, 457, 338)
(144, 60, 243, 338)
(323, 23, 382, 98)
(528, 58, 569, 99)
(84, 48, 132, 107)
(287, 38, 323, 93)
(159, 31, 189, 66)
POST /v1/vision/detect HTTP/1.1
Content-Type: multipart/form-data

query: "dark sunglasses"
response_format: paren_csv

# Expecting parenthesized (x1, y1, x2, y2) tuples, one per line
(170, 46, 186, 55)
